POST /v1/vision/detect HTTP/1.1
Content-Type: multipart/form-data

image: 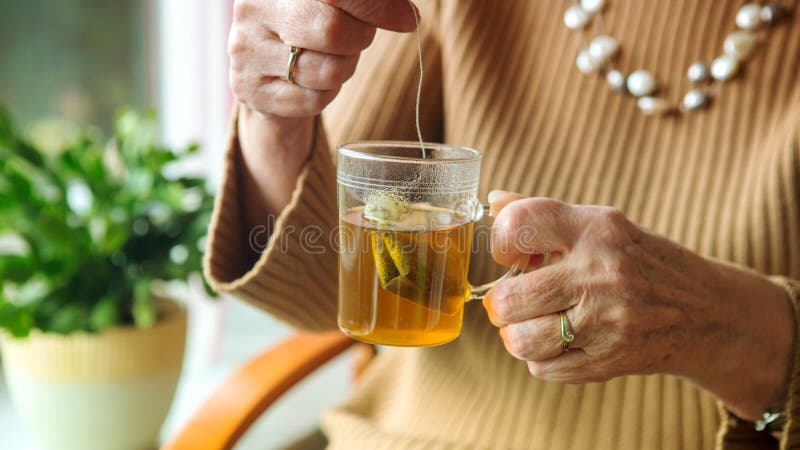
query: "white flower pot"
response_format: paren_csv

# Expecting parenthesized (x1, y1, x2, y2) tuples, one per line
(0, 299, 187, 450)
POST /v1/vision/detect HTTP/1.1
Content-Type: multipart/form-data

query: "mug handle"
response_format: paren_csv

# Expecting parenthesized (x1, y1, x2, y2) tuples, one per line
(466, 203, 526, 302)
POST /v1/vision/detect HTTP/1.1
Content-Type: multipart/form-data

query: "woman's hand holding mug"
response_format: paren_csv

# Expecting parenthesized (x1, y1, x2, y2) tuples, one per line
(229, 0, 420, 218)
(484, 191, 795, 422)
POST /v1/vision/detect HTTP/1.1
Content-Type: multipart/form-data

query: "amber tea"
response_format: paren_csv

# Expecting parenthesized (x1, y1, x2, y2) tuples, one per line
(337, 142, 510, 347)
(339, 205, 474, 347)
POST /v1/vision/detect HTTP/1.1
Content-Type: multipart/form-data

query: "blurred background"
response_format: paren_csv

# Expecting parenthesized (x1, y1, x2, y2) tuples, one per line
(0, 1, 350, 448)
(0, 0, 229, 175)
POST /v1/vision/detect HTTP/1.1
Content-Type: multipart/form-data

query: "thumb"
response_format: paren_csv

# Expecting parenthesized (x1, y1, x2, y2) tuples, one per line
(487, 190, 526, 217)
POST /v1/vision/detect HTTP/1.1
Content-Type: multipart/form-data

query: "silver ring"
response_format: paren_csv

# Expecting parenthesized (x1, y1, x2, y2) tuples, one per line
(286, 45, 302, 83)
(560, 311, 575, 352)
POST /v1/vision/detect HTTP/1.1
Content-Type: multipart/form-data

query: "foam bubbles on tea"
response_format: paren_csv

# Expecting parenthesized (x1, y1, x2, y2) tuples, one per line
(363, 192, 411, 225)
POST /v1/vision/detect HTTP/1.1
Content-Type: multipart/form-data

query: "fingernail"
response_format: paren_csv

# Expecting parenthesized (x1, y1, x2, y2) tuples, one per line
(488, 190, 508, 204)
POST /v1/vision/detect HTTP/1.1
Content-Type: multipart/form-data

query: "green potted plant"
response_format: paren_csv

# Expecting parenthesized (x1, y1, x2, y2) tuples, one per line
(0, 105, 215, 450)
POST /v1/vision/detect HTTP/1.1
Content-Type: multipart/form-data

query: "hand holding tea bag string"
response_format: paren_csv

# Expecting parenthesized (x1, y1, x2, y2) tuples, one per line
(484, 190, 795, 422)
(229, 0, 421, 221)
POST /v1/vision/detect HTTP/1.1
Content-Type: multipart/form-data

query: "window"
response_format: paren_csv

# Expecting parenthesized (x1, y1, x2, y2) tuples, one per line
(0, 0, 155, 131)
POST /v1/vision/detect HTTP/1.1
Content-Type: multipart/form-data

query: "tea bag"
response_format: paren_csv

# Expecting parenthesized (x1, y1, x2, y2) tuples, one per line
(370, 232, 409, 286)
(364, 193, 418, 295)
(363, 193, 410, 223)
(370, 231, 423, 301)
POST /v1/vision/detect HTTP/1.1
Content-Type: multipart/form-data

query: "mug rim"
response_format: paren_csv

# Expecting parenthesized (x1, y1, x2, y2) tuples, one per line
(337, 141, 482, 164)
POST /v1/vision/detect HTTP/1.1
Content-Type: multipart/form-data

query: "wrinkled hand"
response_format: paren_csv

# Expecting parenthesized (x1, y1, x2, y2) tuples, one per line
(229, 0, 419, 117)
(484, 191, 794, 421)
(229, 0, 419, 217)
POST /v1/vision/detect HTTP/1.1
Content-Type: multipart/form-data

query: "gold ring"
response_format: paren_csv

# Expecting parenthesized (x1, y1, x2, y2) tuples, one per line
(560, 311, 575, 352)
(287, 45, 302, 83)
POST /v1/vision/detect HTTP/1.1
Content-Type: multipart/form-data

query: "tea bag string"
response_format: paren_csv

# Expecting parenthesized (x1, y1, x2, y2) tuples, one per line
(366, 1, 426, 216)
(409, 0, 426, 158)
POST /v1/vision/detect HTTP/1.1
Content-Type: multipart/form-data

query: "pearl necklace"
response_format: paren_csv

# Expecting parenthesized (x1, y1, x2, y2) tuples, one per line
(563, 1, 792, 115)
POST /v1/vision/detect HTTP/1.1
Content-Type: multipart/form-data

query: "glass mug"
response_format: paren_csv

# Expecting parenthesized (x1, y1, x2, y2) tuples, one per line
(337, 142, 517, 347)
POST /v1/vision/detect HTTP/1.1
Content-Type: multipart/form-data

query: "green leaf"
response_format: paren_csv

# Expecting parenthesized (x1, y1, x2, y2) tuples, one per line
(201, 276, 217, 297)
(0, 104, 14, 140)
(89, 297, 119, 332)
(0, 255, 35, 284)
(49, 305, 87, 335)
(0, 302, 33, 338)
(125, 170, 154, 196)
(132, 280, 156, 328)
(15, 276, 51, 305)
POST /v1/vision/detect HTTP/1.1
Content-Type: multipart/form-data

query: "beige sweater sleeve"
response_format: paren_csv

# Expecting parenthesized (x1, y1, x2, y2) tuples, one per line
(776, 277, 800, 448)
(714, 277, 800, 449)
(204, 2, 443, 331)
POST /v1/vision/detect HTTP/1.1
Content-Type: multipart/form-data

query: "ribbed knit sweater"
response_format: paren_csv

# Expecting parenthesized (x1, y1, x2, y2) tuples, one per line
(205, 0, 800, 448)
